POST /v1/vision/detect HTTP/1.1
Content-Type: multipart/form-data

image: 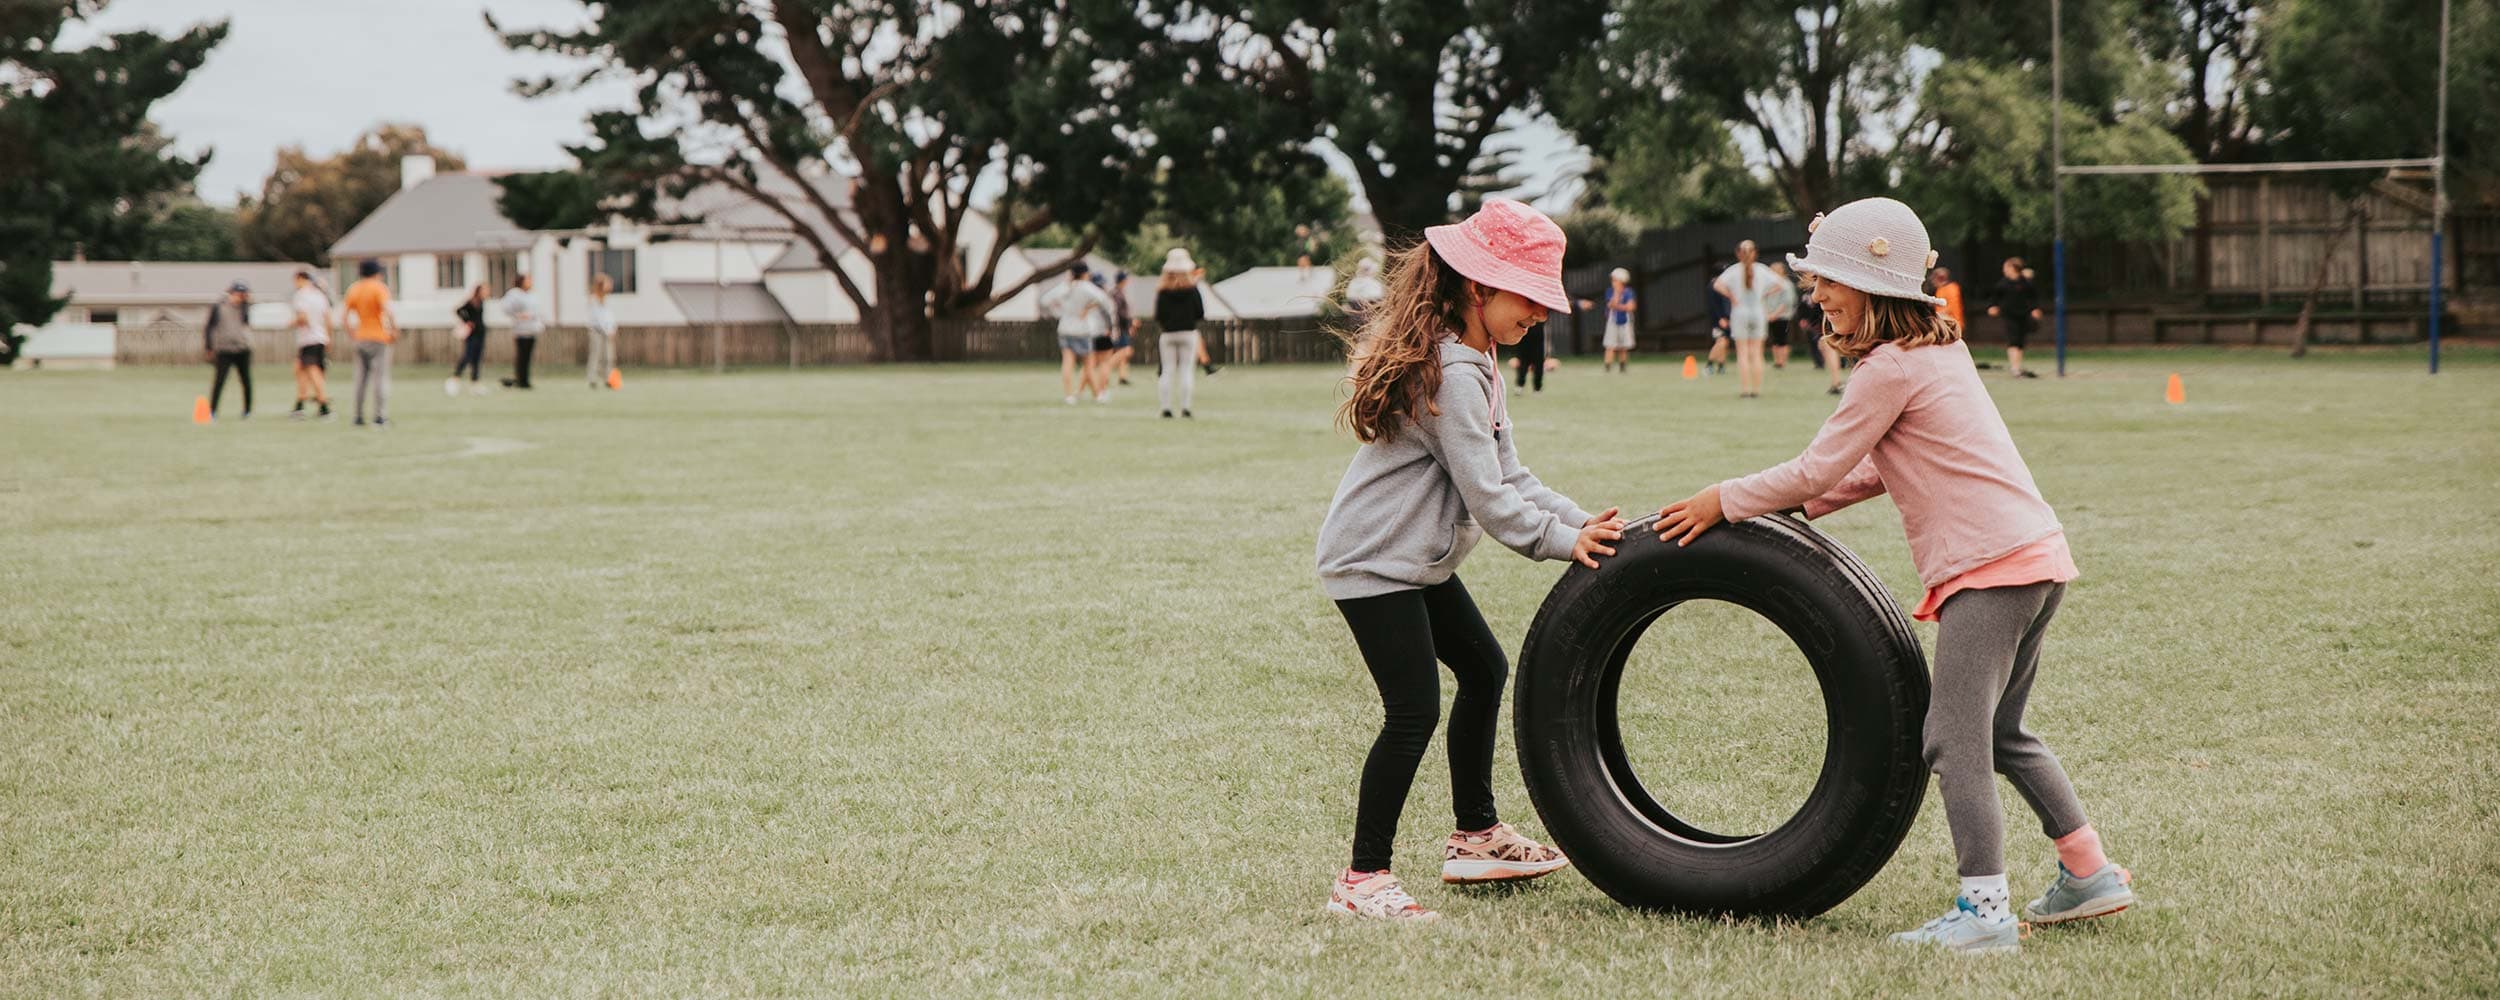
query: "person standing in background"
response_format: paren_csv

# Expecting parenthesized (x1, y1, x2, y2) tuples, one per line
(450, 284, 488, 395)
(1931, 265, 1966, 333)
(1514, 319, 1548, 393)
(1713, 240, 1790, 398)
(1152, 248, 1208, 418)
(202, 281, 255, 421)
(1986, 258, 2042, 379)
(1043, 261, 1117, 405)
(586, 273, 619, 390)
(499, 273, 543, 390)
(1600, 267, 1637, 373)
(1767, 261, 1798, 370)
(343, 259, 398, 427)
(1107, 271, 1138, 387)
(288, 271, 332, 420)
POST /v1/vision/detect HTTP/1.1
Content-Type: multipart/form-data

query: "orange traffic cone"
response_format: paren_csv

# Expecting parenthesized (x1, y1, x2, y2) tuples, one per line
(2164, 373, 2184, 405)
(192, 396, 212, 424)
(1682, 355, 1699, 380)
(607, 368, 622, 390)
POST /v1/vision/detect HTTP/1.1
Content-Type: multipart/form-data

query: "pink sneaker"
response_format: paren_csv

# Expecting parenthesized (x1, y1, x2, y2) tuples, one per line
(1442, 823, 1570, 884)
(1325, 871, 1439, 922)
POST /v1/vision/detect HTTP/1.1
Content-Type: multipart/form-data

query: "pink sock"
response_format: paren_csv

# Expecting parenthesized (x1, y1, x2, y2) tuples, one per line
(2055, 825, 2109, 876)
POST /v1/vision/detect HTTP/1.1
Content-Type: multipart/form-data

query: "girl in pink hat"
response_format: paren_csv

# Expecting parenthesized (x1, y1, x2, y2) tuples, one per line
(1313, 199, 1628, 922)
(1651, 197, 2134, 954)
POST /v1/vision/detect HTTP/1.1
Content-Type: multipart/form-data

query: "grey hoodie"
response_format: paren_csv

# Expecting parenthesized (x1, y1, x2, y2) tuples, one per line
(1315, 339, 1592, 600)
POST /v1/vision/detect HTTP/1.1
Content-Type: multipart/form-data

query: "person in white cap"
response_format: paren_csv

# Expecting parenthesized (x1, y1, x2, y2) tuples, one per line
(1600, 267, 1637, 372)
(1653, 196, 2132, 956)
(1314, 198, 1627, 922)
(1150, 248, 1209, 417)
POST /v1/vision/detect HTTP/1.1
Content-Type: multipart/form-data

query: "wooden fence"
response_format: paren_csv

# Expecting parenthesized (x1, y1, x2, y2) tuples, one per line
(109, 317, 1349, 368)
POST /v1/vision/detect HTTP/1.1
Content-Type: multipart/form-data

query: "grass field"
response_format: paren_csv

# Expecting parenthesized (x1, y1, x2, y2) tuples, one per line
(4, 347, 2497, 997)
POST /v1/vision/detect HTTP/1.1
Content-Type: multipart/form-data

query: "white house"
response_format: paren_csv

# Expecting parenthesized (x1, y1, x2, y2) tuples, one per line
(1210, 265, 1343, 320)
(329, 155, 1248, 332)
(327, 156, 818, 331)
(46, 259, 317, 331)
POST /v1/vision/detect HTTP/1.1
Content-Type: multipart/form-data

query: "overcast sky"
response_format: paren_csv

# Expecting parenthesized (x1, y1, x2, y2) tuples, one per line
(65, 0, 1588, 214)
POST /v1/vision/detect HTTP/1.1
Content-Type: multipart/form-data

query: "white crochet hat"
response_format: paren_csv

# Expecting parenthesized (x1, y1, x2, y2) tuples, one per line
(1162, 248, 1197, 273)
(1786, 197, 1946, 307)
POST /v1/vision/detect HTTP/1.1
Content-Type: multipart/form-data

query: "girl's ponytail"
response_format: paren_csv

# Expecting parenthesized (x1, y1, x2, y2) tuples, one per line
(1337, 242, 1473, 443)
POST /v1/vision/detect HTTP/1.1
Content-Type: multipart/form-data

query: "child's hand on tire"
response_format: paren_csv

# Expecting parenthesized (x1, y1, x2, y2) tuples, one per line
(1655, 486, 1724, 546)
(1573, 507, 1626, 568)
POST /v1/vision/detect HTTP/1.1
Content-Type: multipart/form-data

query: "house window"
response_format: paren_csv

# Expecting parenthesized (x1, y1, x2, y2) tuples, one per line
(87, 308, 117, 325)
(484, 252, 522, 293)
(593, 248, 637, 293)
(435, 254, 465, 291)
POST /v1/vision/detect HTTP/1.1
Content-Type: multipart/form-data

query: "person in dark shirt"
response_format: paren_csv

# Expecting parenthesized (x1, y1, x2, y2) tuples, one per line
(1986, 257, 2043, 379)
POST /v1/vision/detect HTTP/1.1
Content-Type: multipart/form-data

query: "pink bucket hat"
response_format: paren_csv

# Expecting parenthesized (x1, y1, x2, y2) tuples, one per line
(1424, 198, 1572, 313)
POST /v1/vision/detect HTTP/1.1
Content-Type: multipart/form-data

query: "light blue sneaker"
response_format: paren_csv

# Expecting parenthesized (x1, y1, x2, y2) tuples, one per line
(2025, 863, 2135, 925)
(1889, 896, 2022, 955)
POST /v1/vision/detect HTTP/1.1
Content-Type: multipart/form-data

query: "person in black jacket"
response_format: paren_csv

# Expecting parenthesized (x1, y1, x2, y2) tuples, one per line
(1152, 249, 1210, 418)
(1986, 257, 2043, 378)
(450, 284, 489, 395)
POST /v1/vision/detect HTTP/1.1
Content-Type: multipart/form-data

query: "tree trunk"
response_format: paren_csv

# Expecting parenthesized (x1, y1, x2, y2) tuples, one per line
(2290, 199, 2364, 358)
(868, 252, 937, 362)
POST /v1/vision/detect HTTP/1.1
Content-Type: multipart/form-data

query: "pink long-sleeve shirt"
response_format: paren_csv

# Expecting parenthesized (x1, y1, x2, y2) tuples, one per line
(1717, 340, 2075, 618)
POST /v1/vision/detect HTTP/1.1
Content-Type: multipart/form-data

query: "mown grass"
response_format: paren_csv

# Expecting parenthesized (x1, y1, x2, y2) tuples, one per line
(2, 345, 2495, 997)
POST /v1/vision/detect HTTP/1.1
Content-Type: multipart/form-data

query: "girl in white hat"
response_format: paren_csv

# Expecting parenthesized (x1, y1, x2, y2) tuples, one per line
(1315, 199, 1627, 921)
(1600, 267, 1637, 372)
(1652, 197, 2134, 954)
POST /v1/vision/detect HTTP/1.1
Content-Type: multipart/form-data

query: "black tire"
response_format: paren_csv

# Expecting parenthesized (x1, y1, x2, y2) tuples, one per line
(1514, 513, 1930, 919)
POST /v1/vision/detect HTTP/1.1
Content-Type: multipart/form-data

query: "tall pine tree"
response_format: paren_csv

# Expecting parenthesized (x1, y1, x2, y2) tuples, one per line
(0, 1, 224, 359)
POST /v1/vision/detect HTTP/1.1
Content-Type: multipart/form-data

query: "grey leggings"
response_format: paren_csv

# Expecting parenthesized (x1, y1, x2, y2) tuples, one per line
(354, 341, 391, 423)
(1157, 331, 1198, 412)
(1926, 581, 2090, 877)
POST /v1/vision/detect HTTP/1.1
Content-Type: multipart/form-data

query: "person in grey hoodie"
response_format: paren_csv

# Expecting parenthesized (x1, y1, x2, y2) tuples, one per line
(202, 281, 255, 419)
(1313, 199, 1626, 923)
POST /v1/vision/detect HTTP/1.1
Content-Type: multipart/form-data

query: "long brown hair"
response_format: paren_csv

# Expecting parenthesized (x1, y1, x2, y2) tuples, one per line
(1823, 293, 1963, 358)
(1337, 241, 1474, 443)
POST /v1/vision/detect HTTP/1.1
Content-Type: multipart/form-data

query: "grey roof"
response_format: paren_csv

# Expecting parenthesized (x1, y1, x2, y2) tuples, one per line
(330, 174, 535, 258)
(49, 260, 322, 305)
(1208, 265, 1341, 319)
(663, 282, 793, 325)
(330, 170, 860, 261)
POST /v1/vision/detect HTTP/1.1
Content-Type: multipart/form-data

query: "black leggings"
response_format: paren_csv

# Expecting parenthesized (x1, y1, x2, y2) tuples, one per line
(1334, 576, 1509, 872)
(453, 330, 487, 380)
(511, 335, 537, 386)
(210, 350, 253, 414)
(1513, 329, 1545, 391)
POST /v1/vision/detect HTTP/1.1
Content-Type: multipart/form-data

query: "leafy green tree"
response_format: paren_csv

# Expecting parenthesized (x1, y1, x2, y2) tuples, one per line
(1909, 0, 2263, 161)
(1896, 61, 2199, 247)
(236, 124, 467, 266)
(2258, 0, 2498, 182)
(1046, 168, 1358, 283)
(140, 198, 242, 261)
(493, 171, 605, 233)
(1583, 105, 1780, 227)
(502, 1, 1294, 361)
(1555, 208, 1639, 269)
(0, 1, 224, 357)
(1152, 0, 1609, 237)
(1558, 0, 1916, 218)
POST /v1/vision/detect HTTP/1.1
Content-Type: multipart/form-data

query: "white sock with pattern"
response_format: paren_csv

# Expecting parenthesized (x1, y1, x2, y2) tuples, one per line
(1960, 874, 2012, 922)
